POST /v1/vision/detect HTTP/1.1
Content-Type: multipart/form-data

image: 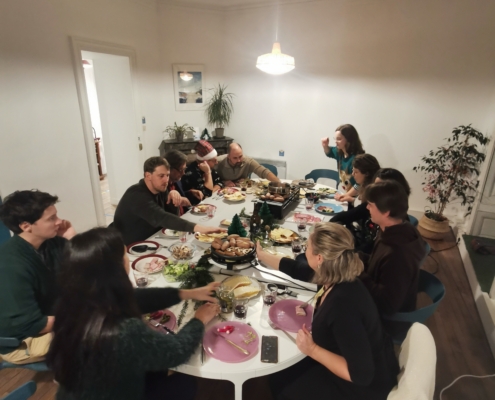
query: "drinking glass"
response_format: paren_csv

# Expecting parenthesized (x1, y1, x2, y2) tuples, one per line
(263, 284, 278, 306)
(133, 268, 148, 288)
(178, 231, 187, 243)
(217, 287, 234, 313)
(207, 205, 216, 219)
(295, 216, 307, 233)
(305, 198, 314, 210)
(233, 298, 249, 320)
(292, 238, 303, 257)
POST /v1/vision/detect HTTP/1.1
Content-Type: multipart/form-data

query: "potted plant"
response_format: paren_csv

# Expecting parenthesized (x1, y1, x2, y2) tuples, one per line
(163, 122, 195, 142)
(205, 84, 234, 138)
(413, 124, 489, 237)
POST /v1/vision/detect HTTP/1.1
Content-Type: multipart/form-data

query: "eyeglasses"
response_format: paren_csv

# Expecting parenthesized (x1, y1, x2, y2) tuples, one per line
(173, 167, 187, 174)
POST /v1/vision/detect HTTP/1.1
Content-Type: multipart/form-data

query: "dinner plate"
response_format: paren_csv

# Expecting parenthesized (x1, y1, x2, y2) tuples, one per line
(269, 228, 299, 244)
(131, 254, 167, 274)
(220, 188, 240, 195)
(160, 228, 180, 238)
(224, 193, 246, 202)
(127, 240, 161, 256)
(203, 321, 259, 363)
(291, 213, 322, 225)
(146, 309, 177, 332)
(192, 204, 216, 214)
(314, 203, 344, 216)
(220, 276, 261, 300)
(194, 232, 228, 244)
(269, 299, 314, 333)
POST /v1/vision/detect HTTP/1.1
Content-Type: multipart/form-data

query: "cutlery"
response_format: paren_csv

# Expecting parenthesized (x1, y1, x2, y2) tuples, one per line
(213, 331, 249, 355)
(299, 294, 316, 309)
(148, 319, 176, 335)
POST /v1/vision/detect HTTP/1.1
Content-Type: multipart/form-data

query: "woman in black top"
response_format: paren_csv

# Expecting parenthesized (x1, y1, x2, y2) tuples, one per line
(269, 223, 399, 400)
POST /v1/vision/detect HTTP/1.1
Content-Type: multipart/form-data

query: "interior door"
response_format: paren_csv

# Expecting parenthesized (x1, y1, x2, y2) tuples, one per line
(84, 51, 142, 205)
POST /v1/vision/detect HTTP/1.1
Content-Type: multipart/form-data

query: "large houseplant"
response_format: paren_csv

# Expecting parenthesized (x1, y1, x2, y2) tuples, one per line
(205, 84, 234, 138)
(163, 122, 195, 142)
(413, 124, 489, 235)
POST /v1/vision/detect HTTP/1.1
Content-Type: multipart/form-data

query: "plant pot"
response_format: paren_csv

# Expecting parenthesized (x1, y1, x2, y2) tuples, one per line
(418, 214, 450, 239)
(176, 131, 184, 142)
(215, 128, 225, 138)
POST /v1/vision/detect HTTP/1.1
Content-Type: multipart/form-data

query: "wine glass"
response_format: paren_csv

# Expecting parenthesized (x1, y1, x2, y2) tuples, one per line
(295, 216, 307, 233)
(292, 238, 303, 257)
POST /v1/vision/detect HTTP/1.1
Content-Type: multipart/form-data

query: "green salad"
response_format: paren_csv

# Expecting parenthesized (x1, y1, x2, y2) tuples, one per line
(163, 261, 190, 282)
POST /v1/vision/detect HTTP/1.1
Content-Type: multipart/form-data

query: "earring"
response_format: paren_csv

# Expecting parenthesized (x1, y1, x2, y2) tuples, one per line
(317, 263, 321, 269)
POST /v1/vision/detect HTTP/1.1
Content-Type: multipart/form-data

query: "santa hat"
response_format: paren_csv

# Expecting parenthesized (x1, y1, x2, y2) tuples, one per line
(195, 140, 218, 161)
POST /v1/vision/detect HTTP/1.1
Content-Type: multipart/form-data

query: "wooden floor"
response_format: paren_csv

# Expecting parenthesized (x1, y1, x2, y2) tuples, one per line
(1, 230, 495, 400)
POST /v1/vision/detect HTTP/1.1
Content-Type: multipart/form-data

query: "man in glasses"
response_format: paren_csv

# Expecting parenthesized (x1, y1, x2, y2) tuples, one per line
(113, 156, 222, 245)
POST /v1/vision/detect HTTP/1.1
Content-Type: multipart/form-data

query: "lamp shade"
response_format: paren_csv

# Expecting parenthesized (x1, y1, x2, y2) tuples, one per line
(256, 42, 295, 75)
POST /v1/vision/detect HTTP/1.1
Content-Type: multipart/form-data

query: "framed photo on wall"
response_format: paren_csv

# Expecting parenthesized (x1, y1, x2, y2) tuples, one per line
(172, 64, 204, 111)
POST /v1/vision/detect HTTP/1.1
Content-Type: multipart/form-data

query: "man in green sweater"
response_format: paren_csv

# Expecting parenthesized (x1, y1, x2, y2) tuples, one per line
(0, 190, 76, 364)
(113, 156, 224, 245)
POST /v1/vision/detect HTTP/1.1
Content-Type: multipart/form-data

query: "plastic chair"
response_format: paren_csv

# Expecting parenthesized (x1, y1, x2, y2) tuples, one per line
(408, 214, 419, 227)
(260, 163, 278, 177)
(305, 169, 339, 185)
(1, 381, 37, 400)
(387, 323, 436, 400)
(0, 337, 49, 371)
(0, 197, 11, 245)
(382, 269, 445, 344)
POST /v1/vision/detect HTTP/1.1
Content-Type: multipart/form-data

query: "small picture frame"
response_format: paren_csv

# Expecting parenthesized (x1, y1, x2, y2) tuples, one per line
(172, 64, 204, 111)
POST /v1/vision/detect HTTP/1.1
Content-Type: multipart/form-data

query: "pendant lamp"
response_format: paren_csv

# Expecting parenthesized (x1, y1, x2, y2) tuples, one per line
(179, 71, 193, 81)
(256, 42, 295, 75)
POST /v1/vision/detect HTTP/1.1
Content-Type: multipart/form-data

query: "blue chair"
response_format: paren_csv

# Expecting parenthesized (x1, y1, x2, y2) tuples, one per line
(0, 197, 11, 245)
(0, 337, 49, 371)
(408, 214, 419, 227)
(260, 163, 278, 177)
(1, 381, 36, 400)
(382, 269, 445, 344)
(305, 169, 339, 185)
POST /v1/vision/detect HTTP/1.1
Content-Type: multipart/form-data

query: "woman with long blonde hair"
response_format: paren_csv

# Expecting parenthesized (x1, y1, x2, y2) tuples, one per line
(269, 223, 399, 400)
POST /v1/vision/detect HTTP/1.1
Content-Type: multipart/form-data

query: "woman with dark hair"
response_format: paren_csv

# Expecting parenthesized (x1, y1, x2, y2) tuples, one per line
(269, 223, 399, 400)
(47, 227, 220, 400)
(321, 124, 365, 200)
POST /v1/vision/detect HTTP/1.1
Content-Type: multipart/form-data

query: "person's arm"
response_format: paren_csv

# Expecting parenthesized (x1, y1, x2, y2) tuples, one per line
(39, 316, 55, 334)
(335, 187, 359, 202)
(279, 253, 314, 282)
(330, 202, 369, 225)
(266, 171, 280, 183)
(248, 160, 280, 182)
(196, 161, 214, 191)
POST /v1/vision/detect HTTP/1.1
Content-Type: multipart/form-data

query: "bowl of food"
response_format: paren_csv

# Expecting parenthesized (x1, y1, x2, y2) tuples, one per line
(168, 243, 196, 260)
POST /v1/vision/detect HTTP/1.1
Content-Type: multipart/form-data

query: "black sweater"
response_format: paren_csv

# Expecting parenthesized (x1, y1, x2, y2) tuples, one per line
(113, 179, 196, 245)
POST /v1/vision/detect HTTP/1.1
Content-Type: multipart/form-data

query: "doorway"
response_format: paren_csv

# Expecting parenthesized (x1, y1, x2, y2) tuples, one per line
(71, 38, 144, 226)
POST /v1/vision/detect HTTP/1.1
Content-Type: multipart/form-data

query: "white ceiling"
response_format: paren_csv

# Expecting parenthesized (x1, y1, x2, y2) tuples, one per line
(161, 0, 326, 11)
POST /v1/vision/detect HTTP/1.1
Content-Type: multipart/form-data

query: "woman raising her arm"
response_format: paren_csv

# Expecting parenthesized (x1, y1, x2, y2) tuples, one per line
(269, 223, 399, 400)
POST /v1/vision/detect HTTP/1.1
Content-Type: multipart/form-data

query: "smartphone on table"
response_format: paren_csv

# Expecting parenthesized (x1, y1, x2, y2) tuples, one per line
(261, 335, 278, 363)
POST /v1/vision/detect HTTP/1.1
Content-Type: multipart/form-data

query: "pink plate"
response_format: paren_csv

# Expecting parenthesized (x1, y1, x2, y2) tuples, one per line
(269, 299, 313, 333)
(147, 309, 177, 332)
(203, 321, 259, 363)
(127, 240, 160, 255)
(131, 254, 167, 274)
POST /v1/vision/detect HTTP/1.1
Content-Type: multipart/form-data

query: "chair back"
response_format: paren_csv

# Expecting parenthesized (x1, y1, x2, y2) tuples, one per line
(0, 196, 11, 245)
(408, 215, 419, 227)
(387, 323, 436, 400)
(0, 337, 20, 349)
(304, 169, 339, 185)
(260, 163, 278, 177)
(1, 381, 37, 400)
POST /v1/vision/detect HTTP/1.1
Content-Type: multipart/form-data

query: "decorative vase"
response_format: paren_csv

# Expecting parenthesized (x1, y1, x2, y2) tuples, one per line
(418, 214, 450, 239)
(215, 128, 225, 138)
(176, 131, 184, 142)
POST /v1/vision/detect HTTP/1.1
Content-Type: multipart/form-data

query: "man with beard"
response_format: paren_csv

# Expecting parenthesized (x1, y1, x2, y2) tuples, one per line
(216, 143, 280, 187)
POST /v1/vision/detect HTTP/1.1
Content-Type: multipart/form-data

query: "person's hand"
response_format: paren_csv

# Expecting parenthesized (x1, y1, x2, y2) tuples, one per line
(198, 161, 211, 174)
(224, 180, 236, 187)
(180, 197, 192, 207)
(334, 192, 343, 201)
(256, 241, 266, 261)
(194, 302, 221, 325)
(296, 324, 317, 356)
(57, 220, 76, 240)
(195, 225, 228, 235)
(321, 137, 330, 148)
(181, 281, 220, 303)
(337, 194, 354, 203)
(189, 189, 204, 201)
(167, 190, 182, 206)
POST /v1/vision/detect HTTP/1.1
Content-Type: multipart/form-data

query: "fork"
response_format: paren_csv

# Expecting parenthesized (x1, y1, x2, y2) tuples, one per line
(299, 294, 316, 309)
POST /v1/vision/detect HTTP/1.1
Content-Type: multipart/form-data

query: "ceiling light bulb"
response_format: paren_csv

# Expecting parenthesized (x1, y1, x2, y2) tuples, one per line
(256, 42, 295, 75)
(180, 71, 193, 81)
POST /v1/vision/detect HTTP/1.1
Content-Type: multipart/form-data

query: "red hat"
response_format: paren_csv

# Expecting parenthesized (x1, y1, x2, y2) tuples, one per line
(195, 140, 218, 161)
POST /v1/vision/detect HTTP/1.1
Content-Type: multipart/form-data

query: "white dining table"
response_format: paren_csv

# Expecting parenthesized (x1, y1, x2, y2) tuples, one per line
(127, 181, 346, 400)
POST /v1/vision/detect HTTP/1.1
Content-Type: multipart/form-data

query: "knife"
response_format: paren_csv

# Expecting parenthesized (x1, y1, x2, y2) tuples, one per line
(213, 331, 249, 355)
(149, 319, 176, 335)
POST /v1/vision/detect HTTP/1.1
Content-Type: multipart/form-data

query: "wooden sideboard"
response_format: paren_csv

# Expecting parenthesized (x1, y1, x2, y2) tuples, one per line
(158, 137, 234, 163)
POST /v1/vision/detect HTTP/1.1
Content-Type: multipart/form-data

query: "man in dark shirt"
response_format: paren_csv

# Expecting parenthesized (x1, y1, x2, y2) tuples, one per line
(0, 190, 76, 363)
(359, 180, 427, 336)
(113, 156, 223, 245)
(182, 140, 224, 198)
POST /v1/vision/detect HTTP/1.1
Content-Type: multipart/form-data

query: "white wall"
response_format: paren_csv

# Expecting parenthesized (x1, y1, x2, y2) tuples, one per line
(222, 0, 495, 216)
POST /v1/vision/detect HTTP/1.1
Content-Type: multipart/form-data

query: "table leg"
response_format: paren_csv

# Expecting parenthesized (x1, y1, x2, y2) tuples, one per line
(230, 376, 245, 400)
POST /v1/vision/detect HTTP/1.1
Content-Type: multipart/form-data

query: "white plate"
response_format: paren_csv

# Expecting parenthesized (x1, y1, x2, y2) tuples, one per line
(160, 229, 180, 238)
(127, 240, 161, 256)
(220, 276, 261, 300)
(131, 254, 167, 274)
(224, 194, 246, 202)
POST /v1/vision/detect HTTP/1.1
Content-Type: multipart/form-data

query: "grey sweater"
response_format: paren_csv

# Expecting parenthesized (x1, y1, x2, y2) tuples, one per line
(114, 179, 195, 245)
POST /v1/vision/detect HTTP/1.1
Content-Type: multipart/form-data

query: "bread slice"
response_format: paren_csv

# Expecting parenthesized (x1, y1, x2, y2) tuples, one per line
(222, 276, 251, 291)
(234, 285, 260, 299)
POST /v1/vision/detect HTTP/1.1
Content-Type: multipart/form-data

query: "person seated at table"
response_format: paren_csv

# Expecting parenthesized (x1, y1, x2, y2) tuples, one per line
(47, 227, 221, 400)
(164, 149, 204, 212)
(0, 190, 76, 364)
(359, 180, 426, 337)
(216, 143, 280, 187)
(373, 168, 411, 196)
(269, 223, 399, 400)
(113, 156, 224, 245)
(321, 124, 365, 202)
(330, 154, 381, 250)
(182, 140, 224, 198)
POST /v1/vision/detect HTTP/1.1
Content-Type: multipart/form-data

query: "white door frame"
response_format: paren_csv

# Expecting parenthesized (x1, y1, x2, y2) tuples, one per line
(69, 36, 142, 226)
